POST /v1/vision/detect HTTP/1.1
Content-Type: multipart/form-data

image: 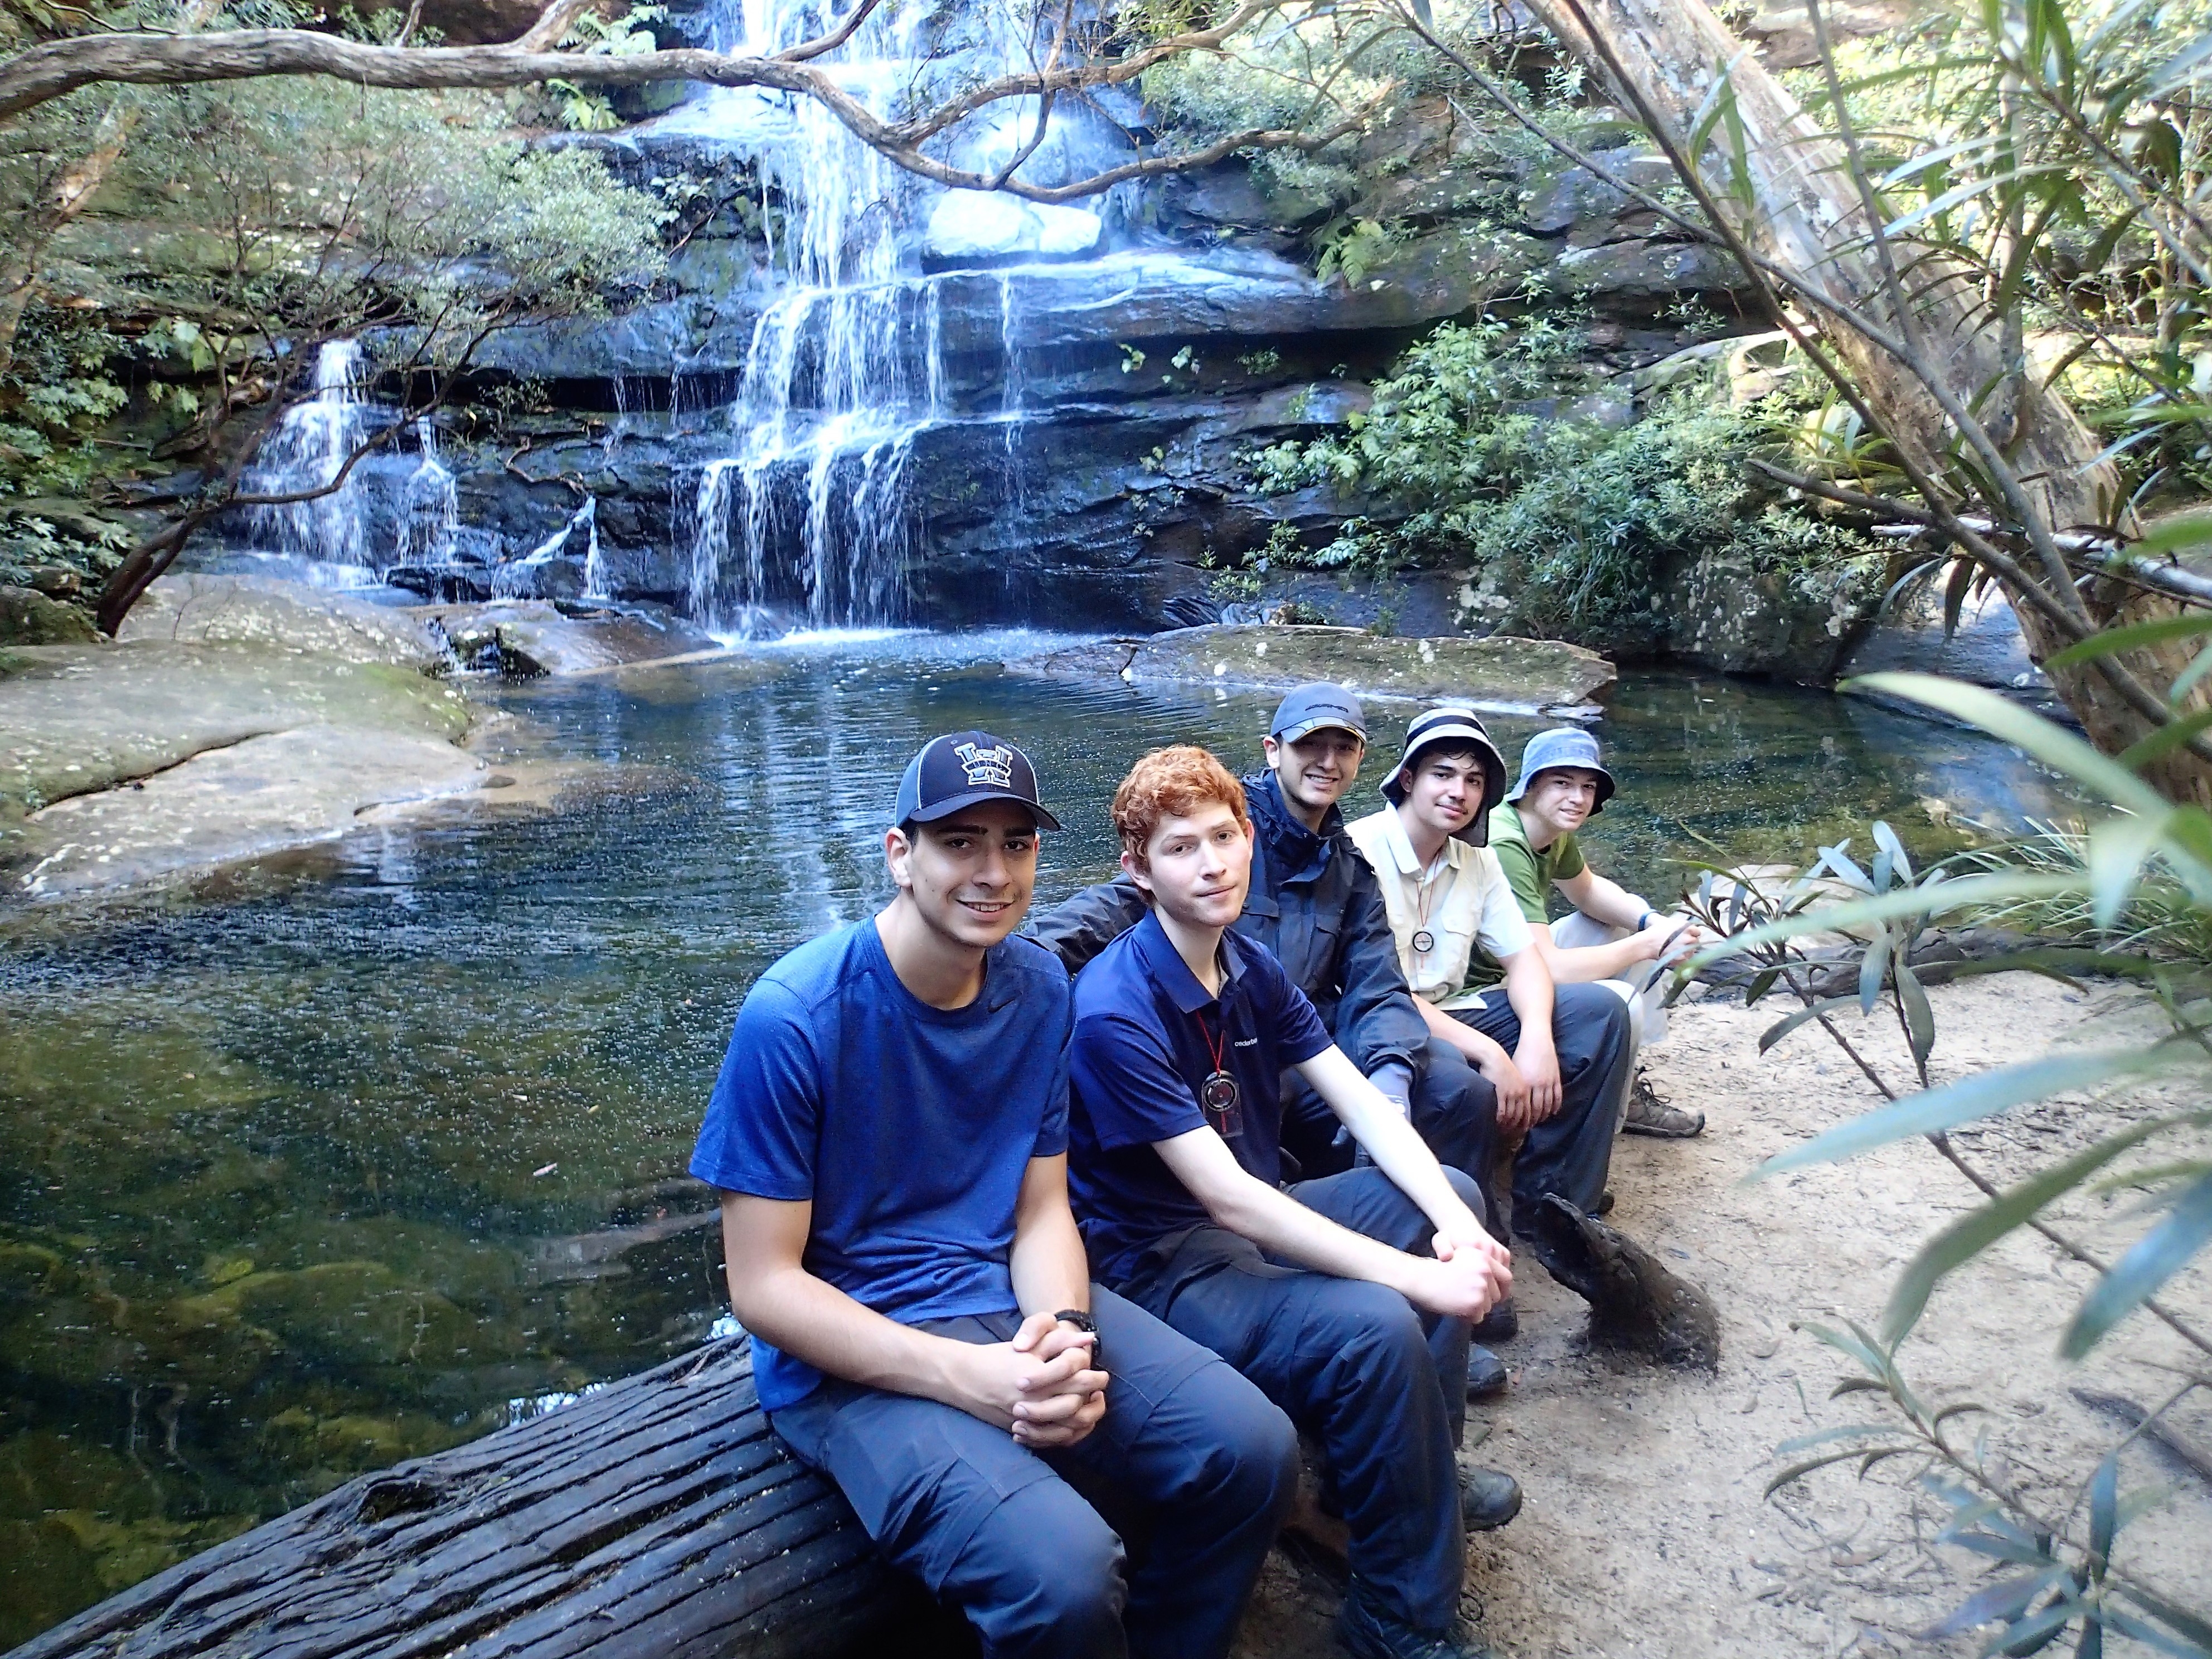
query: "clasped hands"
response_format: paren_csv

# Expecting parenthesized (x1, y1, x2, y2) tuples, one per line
(953, 1312, 1108, 1449)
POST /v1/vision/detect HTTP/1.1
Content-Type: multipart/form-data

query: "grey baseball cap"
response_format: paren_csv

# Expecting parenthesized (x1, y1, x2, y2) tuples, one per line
(1269, 683, 1367, 745)
(1382, 706, 1510, 844)
(1507, 726, 1616, 813)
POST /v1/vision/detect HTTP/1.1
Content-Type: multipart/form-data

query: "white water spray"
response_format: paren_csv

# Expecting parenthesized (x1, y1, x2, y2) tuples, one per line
(244, 340, 374, 570)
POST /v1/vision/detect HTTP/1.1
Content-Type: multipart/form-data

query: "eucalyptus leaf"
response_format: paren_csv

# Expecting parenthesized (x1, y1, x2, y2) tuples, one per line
(1896, 960, 1936, 1071)
(2063, 1172, 2212, 1356)
(1753, 1049, 2179, 1178)
(1879, 1116, 2175, 1345)
(1760, 995, 1860, 1054)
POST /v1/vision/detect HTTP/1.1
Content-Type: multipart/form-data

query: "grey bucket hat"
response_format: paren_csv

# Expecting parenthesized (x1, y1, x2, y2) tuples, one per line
(1382, 705, 1510, 845)
(1507, 726, 1616, 813)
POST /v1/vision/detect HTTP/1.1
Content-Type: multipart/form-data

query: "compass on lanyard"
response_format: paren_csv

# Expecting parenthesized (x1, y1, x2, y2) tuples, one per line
(1192, 1010, 1246, 1140)
(1409, 846, 1448, 959)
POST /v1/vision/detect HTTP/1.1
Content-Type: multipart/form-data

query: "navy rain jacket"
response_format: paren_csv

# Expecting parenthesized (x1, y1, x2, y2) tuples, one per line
(1029, 769, 1429, 1081)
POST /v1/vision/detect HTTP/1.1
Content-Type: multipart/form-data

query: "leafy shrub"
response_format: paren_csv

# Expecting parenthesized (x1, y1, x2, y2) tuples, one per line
(1251, 317, 1881, 636)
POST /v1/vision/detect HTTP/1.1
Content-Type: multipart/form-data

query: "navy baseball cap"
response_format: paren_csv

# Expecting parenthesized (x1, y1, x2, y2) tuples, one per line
(1508, 726, 1616, 813)
(894, 730, 1061, 831)
(1269, 683, 1367, 744)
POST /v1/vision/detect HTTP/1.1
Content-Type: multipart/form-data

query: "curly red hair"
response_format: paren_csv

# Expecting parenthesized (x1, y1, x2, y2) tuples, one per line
(1111, 745, 1249, 871)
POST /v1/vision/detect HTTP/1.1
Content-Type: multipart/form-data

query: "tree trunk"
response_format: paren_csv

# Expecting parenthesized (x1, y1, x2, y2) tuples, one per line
(1520, 0, 2212, 804)
(5, 1337, 933, 1659)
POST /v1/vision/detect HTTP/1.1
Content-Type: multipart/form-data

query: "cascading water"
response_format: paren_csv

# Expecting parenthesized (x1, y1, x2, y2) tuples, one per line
(244, 340, 374, 574)
(669, 0, 945, 636)
(396, 417, 459, 567)
(496, 494, 603, 599)
(667, 0, 1101, 637)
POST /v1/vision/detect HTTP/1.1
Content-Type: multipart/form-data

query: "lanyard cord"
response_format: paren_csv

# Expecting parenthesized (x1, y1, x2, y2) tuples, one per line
(1193, 1008, 1229, 1073)
(1410, 847, 1449, 945)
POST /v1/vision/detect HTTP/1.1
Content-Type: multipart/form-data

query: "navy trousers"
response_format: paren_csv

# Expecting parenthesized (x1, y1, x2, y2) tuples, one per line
(1120, 1166, 1481, 1635)
(1445, 979, 1630, 1226)
(768, 1284, 1298, 1659)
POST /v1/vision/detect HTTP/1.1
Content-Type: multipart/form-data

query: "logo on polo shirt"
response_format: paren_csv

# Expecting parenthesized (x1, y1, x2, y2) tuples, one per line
(954, 742, 1015, 789)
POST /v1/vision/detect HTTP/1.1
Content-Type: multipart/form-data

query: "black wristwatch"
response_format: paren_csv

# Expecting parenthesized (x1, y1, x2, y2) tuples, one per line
(1054, 1308, 1103, 1374)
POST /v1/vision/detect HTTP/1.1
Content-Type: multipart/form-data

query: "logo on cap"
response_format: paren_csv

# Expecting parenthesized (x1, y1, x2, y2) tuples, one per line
(954, 742, 1016, 789)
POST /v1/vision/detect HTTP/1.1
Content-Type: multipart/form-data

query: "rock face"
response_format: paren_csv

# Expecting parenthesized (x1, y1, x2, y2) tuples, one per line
(1014, 624, 1616, 714)
(254, 72, 1781, 649)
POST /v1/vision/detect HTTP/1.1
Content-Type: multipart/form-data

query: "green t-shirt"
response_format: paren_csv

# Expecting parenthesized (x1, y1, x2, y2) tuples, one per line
(1486, 802, 1586, 925)
(1462, 804, 1588, 988)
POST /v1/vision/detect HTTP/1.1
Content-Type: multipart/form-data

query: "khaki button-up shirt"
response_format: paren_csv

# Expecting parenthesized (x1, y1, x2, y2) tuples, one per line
(1346, 807, 1534, 1010)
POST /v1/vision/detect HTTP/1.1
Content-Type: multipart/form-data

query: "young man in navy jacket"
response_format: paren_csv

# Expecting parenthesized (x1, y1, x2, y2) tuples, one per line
(692, 732, 1298, 1659)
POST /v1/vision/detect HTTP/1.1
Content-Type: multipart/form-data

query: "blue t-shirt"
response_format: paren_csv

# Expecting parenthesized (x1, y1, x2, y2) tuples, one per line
(690, 919, 1073, 1410)
(1068, 912, 1332, 1286)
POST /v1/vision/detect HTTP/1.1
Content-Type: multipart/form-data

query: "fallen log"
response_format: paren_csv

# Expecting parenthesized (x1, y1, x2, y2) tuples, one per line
(8, 1336, 933, 1659)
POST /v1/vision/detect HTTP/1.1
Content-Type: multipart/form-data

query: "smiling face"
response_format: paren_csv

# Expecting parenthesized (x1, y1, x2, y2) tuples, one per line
(1520, 766, 1603, 841)
(1402, 749, 1491, 843)
(1262, 727, 1365, 822)
(885, 799, 1040, 952)
(1125, 802, 1253, 932)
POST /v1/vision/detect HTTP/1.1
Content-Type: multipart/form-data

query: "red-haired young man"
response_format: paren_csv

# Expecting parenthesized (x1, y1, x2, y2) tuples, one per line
(1066, 744, 1519, 1659)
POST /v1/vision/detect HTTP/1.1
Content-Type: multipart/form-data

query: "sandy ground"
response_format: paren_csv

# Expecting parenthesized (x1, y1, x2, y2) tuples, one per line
(1233, 971, 2212, 1659)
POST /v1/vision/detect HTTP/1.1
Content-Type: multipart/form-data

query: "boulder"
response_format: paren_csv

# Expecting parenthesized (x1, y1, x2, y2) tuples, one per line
(1011, 624, 1614, 714)
(120, 573, 443, 667)
(16, 726, 486, 899)
(0, 586, 100, 646)
(415, 600, 726, 677)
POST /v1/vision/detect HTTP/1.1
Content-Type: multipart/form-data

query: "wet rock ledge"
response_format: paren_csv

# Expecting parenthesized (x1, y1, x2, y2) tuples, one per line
(1012, 624, 1615, 716)
(0, 575, 720, 903)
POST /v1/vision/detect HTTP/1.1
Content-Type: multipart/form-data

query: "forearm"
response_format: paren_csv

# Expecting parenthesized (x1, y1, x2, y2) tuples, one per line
(1503, 953, 1555, 1038)
(1298, 1045, 1483, 1238)
(1417, 993, 1507, 1067)
(729, 1262, 981, 1406)
(1348, 1100, 1487, 1238)
(1209, 1172, 1428, 1296)
(1009, 1205, 1090, 1318)
(1548, 935, 1652, 984)
(1573, 872, 1648, 931)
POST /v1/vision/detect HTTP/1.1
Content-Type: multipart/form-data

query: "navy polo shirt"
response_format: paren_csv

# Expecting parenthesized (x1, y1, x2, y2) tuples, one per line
(1068, 910, 1332, 1286)
(690, 919, 1073, 1411)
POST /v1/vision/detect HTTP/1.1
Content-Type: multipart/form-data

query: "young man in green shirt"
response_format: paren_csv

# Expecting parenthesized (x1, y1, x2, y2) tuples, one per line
(1490, 728, 1704, 1138)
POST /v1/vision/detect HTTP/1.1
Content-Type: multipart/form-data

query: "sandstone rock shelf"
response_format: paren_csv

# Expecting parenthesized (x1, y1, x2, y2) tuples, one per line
(1010, 625, 1616, 715)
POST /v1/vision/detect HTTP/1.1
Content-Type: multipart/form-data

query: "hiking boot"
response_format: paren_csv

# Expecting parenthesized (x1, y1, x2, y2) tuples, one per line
(1466, 1345, 1509, 1400)
(1339, 1587, 1498, 1659)
(1622, 1072, 1704, 1138)
(1469, 1296, 1518, 1345)
(1460, 1465, 1522, 1531)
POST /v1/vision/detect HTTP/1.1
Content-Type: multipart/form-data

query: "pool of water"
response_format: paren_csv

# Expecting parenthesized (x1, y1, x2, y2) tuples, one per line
(0, 633, 2087, 1646)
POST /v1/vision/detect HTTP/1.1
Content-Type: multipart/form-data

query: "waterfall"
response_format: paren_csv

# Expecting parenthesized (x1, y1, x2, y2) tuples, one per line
(494, 493, 600, 599)
(580, 497, 609, 600)
(396, 418, 459, 567)
(244, 340, 373, 573)
(668, 0, 973, 637)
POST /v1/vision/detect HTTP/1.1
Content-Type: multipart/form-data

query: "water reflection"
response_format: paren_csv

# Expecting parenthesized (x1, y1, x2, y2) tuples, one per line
(0, 637, 2085, 1645)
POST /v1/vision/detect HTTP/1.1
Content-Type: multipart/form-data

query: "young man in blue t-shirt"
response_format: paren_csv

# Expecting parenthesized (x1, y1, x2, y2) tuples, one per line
(691, 731, 1298, 1659)
(1068, 744, 1520, 1659)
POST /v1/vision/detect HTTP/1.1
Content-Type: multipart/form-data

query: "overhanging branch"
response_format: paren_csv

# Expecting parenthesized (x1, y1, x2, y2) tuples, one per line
(0, 0, 1361, 205)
